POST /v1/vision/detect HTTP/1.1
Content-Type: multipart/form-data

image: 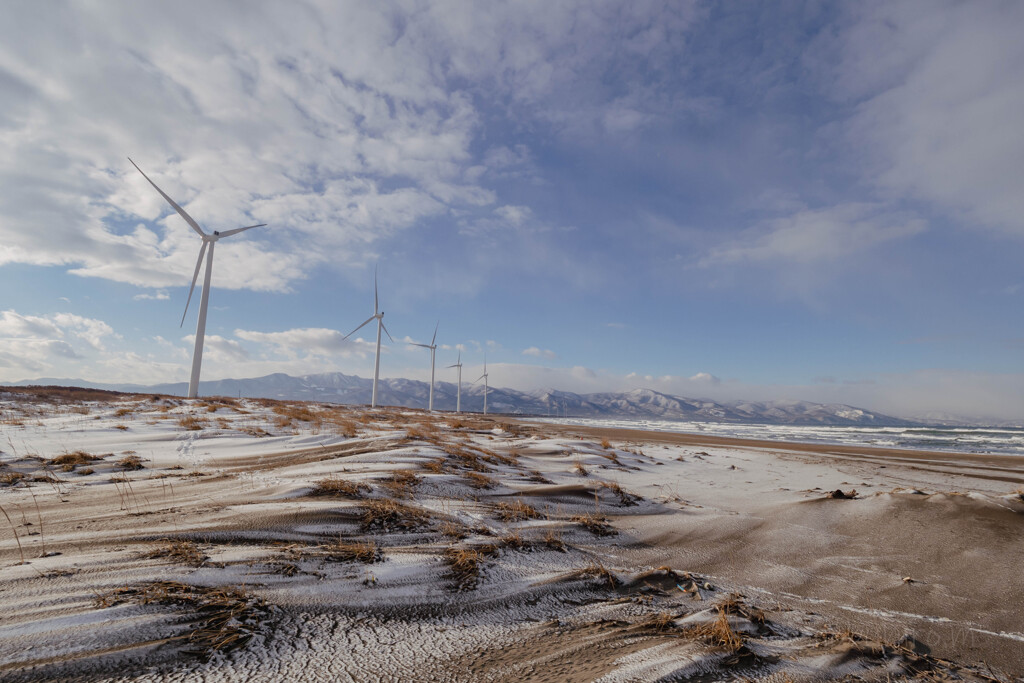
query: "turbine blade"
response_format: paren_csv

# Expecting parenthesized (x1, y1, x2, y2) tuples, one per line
(128, 157, 206, 238)
(374, 265, 379, 314)
(381, 320, 395, 343)
(180, 240, 209, 327)
(431, 322, 438, 347)
(344, 315, 376, 339)
(218, 223, 266, 238)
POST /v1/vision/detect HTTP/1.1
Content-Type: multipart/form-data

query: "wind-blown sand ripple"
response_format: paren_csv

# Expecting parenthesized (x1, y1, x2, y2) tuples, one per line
(1, 388, 1021, 680)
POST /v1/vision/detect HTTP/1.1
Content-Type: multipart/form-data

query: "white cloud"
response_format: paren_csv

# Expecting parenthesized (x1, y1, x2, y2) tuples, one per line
(823, 3, 1024, 236)
(522, 346, 557, 360)
(133, 291, 170, 301)
(700, 203, 925, 267)
(235, 327, 366, 359)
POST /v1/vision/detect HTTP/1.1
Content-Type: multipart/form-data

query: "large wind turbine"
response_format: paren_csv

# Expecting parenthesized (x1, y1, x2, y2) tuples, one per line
(447, 351, 463, 413)
(129, 158, 265, 400)
(344, 269, 393, 408)
(411, 322, 439, 411)
(473, 355, 489, 415)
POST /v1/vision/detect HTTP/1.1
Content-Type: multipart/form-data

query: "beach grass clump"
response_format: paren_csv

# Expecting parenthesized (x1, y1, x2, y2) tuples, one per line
(494, 499, 540, 522)
(525, 469, 552, 484)
(361, 499, 431, 533)
(444, 546, 484, 589)
(600, 438, 612, 450)
(117, 454, 144, 470)
(144, 538, 207, 567)
(463, 472, 495, 489)
(51, 450, 100, 472)
(579, 561, 620, 589)
(571, 513, 616, 536)
(178, 415, 206, 431)
(572, 457, 590, 476)
(692, 607, 745, 652)
(600, 481, 642, 506)
(543, 529, 566, 551)
(310, 477, 370, 498)
(499, 530, 531, 551)
(321, 539, 383, 564)
(94, 581, 268, 659)
(419, 457, 447, 474)
(381, 469, 420, 499)
(636, 612, 677, 633)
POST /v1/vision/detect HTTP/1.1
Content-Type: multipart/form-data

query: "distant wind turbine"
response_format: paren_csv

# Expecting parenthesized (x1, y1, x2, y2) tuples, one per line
(128, 158, 265, 400)
(473, 355, 489, 415)
(344, 268, 393, 408)
(411, 322, 439, 411)
(447, 351, 463, 413)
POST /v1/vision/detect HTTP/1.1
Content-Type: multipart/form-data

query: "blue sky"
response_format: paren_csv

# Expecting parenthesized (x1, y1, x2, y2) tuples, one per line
(1, 1, 1023, 421)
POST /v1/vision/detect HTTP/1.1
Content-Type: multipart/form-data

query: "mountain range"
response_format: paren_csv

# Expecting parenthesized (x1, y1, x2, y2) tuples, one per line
(7, 372, 915, 427)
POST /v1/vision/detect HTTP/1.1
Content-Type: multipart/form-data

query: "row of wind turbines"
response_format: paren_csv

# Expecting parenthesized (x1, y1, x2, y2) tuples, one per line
(129, 158, 491, 412)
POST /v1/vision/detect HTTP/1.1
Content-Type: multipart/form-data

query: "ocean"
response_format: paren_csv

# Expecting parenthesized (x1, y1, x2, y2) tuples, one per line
(534, 417, 1024, 457)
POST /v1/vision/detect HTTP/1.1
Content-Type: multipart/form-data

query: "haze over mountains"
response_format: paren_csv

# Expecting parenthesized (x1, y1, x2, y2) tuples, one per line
(9, 372, 916, 427)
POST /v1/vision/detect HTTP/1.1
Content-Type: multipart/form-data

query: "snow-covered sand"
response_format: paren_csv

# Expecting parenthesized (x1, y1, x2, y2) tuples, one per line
(1, 387, 1022, 681)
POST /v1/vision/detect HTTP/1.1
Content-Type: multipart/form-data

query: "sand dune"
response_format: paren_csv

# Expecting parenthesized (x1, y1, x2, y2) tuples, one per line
(1, 389, 1021, 681)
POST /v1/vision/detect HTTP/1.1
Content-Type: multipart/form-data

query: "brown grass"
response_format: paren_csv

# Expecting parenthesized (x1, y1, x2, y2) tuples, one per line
(310, 477, 371, 498)
(443, 545, 499, 589)
(113, 407, 134, 417)
(321, 539, 382, 564)
(600, 438, 612, 449)
(361, 499, 431, 532)
(543, 529, 566, 551)
(571, 513, 616, 536)
(420, 458, 446, 474)
(600, 481, 642, 506)
(499, 530, 530, 550)
(94, 581, 267, 659)
(117, 455, 144, 470)
(381, 469, 420, 499)
(580, 561, 620, 588)
(463, 472, 495, 489)
(572, 458, 589, 476)
(494, 499, 540, 522)
(144, 538, 207, 567)
(51, 450, 100, 471)
(691, 607, 744, 652)
(178, 415, 206, 431)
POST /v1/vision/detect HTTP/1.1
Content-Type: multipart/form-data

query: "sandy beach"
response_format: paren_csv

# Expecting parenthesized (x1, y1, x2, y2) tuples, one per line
(1, 389, 1022, 681)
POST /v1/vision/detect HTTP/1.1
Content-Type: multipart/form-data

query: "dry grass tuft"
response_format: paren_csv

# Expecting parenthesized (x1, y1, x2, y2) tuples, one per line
(381, 469, 420, 499)
(94, 581, 268, 659)
(443, 545, 499, 589)
(321, 539, 383, 564)
(463, 472, 495, 489)
(178, 415, 206, 431)
(494, 499, 540, 522)
(636, 612, 677, 633)
(600, 438, 612, 449)
(440, 521, 469, 539)
(420, 458, 447, 474)
(543, 529, 566, 551)
(571, 513, 616, 536)
(572, 458, 589, 476)
(117, 455, 144, 470)
(580, 562, 620, 589)
(310, 477, 371, 499)
(499, 530, 531, 551)
(361, 499, 431, 532)
(51, 450, 100, 471)
(1, 471, 26, 486)
(144, 538, 207, 567)
(692, 606, 744, 652)
(600, 481, 642, 506)
(525, 470, 552, 484)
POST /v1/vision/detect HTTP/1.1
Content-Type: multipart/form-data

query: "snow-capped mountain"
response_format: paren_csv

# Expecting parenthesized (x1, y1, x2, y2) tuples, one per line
(8, 372, 912, 426)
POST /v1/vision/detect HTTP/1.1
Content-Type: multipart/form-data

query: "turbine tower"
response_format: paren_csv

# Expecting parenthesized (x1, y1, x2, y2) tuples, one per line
(129, 158, 265, 399)
(473, 355, 489, 415)
(447, 351, 463, 413)
(344, 268, 393, 408)
(411, 322, 439, 411)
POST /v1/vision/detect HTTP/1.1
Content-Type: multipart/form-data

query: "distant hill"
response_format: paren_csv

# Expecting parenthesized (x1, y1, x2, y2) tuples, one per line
(6, 372, 915, 427)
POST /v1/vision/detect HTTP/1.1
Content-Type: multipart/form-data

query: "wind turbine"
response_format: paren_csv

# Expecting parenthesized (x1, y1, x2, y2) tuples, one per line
(447, 351, 463, 413)
(473, 355, 489, 415)
(411, 322, 439, 411)
(343, 269, 393, 408)
(128, 158, 265, 400)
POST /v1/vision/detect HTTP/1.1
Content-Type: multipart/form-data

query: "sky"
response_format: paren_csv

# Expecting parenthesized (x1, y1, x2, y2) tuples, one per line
(1, 1, 1023, 422)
